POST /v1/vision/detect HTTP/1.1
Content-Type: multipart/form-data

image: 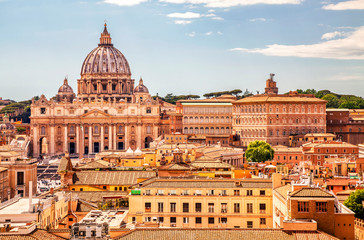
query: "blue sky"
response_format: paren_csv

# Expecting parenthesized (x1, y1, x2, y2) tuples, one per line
(0, 0, 363, 101)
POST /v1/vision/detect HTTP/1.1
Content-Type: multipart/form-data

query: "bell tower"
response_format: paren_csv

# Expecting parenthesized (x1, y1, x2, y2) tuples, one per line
(265, 73, 278, 94)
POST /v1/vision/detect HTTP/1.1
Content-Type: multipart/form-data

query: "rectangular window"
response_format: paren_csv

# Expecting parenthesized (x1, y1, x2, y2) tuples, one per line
(158, 202, 163, 212)
(158, 217, 164, 223)
(260, 190, 265, 196)
(208, 217, 215, 224)
(260, 218, 266, 225)
(208, 189, 214, 195)
(170, 190, 177, 195)
(170, 203, 176, 212)
(221, 190, 227, 196)
(298, 201, 309, 212)
(208, 203, 214, 213)
(220, 218, 227, 224)
(316, 202, 327, 213)
(170, 217, 176, 223)
(259, 203, 266, 214)
(145, 190, 151, 195)
(247, 203, 253, 213)
(195, 190, 202, 195)
(145, 217, 151, 222)
(195, 203, 202, 212)
(183, 217, 189, 224)
(157, 190, 164, 195)
(234, 190, 240, 196)
(40, 108, 46, 114)
(234, 203, 240, 213)
(195, 217, 202, 224)
(221, 203, 227, 213)
(145, 202, 151, 212)
(247, 190, 253, 196)
(183, 203, 189, 213)
(247, 221, 253, 228)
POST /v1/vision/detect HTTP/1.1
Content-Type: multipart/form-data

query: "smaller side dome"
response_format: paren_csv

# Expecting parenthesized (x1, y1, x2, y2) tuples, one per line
(134, 78, 149, 93)
(58, 78, 74, 93)
(56, 78, 75, 103)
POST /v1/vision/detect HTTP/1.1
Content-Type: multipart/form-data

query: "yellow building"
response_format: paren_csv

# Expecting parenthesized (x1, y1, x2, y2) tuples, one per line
(128, 178, 273, 228)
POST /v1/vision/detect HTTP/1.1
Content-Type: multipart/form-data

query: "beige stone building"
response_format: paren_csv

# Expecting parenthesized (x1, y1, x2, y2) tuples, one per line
(30, 24, 160, 157)
(128, 178, 273, 229)
(233, 75, 326, 147)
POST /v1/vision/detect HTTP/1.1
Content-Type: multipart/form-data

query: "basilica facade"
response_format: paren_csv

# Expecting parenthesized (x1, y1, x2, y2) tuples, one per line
(30, 24, 160, 157)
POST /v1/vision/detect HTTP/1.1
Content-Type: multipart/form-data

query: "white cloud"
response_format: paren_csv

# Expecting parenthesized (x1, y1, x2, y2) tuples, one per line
(321, 31, 348, 40)
(187, 32, 196, 37)
(249, 18, 267, 22)
(159, 0, 303, 8)
(205, 31, 213, 35)
(103, 0, 147, 6)
(217, 31, 223, 35)
(208, 9, 216, 12)
(323, 0, 364, 10)
(211, 16, 224, 20)
(174, 20, 192, 24)
(229, 26, 364, 60)
(204, 13, 216, 17)
(167, 12, 201, 18)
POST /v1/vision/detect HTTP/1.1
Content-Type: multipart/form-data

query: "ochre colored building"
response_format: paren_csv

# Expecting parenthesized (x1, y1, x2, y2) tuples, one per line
(30, 24, 160, 158)
(128, 178, 273, 229)
(233, 75, 326, 147)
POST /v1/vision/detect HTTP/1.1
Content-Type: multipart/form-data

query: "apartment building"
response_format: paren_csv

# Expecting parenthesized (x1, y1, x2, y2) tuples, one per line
(128, 178, 273, 229)
(273, 174, 354, 240)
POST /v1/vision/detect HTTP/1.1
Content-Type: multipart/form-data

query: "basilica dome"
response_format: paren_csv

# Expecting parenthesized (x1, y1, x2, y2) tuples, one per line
(58, 78, 74, 93)
(134, 78, 149, 93)
(80, 24, 131, 76)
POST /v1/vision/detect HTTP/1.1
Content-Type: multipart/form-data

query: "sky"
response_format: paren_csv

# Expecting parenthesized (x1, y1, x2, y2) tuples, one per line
(0, 0, 363, 101)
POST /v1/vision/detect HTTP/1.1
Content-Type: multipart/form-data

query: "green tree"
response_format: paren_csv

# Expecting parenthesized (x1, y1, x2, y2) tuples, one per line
(16, 127, 26, 133)
(339, 101, 358, 109)
(322, 94, 339, 108)
(245, 140, 274, 163)
(344, 189, 364, 219)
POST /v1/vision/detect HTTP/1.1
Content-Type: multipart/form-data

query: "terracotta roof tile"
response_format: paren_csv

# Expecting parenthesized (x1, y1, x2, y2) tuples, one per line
(116, 229, 339, 240)
(73, 171, 156, 185)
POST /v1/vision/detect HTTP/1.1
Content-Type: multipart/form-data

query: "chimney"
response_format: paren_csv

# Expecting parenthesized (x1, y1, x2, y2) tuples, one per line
(29, 181, 33, 213)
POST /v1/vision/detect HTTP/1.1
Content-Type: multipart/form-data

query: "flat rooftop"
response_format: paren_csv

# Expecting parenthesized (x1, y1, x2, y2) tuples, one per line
(0, 198, 39, 215)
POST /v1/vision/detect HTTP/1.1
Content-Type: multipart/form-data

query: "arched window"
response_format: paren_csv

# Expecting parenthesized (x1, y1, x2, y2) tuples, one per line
(41, 126, 46, 135)
(184, 117, 188, 124)
(146, 126, 152, 134)
(94, 126, 99, 134)
(200, 127, 204, 134)
(57, 126, 61, 135)
(195, 127, 199, 134)
(70, 125, 75, 134)
(183, 127, 188, 134)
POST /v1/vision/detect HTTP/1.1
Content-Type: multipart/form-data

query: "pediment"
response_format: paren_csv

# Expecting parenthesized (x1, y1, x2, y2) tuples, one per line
(80, 109, 112, 118)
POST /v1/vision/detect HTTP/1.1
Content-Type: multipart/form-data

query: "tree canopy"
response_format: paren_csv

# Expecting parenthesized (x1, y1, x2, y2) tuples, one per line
(294, 89, 364, 109)
(245, 140, 274, 163)
(344, 189, 364, 219)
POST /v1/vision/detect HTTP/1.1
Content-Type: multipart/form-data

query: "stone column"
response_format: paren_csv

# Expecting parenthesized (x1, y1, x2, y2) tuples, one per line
(109, 125, 112, 150)
(153, 124, 159, 141)
(64, 125, 68, 153)
(113, 125, 117, 150)
(89, 125, 92, 153)
(124, 124, 129, 150)
(108, 80, 112, 94)
(137, 124, 142, 149)
(76, 125, 80, 154)
(80, 124, 84, 159)
(33, 125, 38, 157)
(50, 124, 55, 155)
(101, 125, 104, 151)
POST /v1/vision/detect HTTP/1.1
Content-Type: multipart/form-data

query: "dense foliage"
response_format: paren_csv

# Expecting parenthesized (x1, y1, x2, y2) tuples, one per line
(245, 140, 274, 163)
(0, 97, 38, 123)
(295, 89, 364, 109)
(344, 189, 364, 219)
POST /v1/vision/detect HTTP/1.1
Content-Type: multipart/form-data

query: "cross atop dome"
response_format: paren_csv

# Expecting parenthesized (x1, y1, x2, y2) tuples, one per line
(99, 22, 112, 46)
